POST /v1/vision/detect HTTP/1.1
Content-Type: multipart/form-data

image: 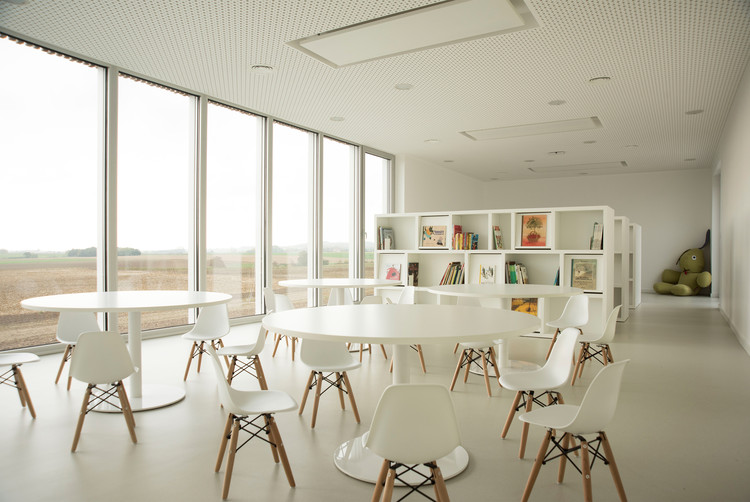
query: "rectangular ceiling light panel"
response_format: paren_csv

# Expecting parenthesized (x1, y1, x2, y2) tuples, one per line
(462, 116, 603, 141)
(528, 161, 628, 174)
(289, 0, 536, 68)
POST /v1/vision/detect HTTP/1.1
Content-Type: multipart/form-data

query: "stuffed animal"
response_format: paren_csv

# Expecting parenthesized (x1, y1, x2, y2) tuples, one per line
(653, 248, 712, 296)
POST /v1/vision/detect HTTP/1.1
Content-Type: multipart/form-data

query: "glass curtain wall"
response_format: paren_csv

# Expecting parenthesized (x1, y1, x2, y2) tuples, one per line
(206, 102, 262, 318)
(363, 153, 390, 295)
(321, 137, 355, 305)
(271, 122, 314, 308)
(117, 75, 195, 332)
(0, 37, 102, 350)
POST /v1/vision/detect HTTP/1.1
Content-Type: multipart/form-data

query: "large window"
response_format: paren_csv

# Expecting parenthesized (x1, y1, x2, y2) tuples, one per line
(0, 37, 102, 350)
(364, 153, 390, 282)
(272, 122, 314, 308)
(321, 137, 356, 304)
(206, 102, 263, 318)
(117, 75, 195, 332)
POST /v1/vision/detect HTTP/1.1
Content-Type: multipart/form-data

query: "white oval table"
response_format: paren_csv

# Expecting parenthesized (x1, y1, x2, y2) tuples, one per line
(263, 303, 540, 484)
(426, 284, 583, 373)
(278, 278, 401, 305)
(21, 290, 232, 411)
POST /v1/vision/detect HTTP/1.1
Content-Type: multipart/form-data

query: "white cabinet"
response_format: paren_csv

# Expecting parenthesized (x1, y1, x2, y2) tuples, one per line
(614, 216, 630, 321)
(374, 205, 615, 334)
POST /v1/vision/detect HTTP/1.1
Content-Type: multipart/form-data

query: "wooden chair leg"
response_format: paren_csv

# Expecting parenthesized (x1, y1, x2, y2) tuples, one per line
(272, 335, 283, 357)
(72, 385, 92, 452)
(379, 344, 388, 359)
(255, 357, 269, 390)
(463, 351, 472, 383)
(299, 371, 315, 415)
(264, 414, 280, 463)
(481, 350, 492, 397)
(222, 419, 241, 500)
(453, 343, 459, 354)
(116, 383, 137, 444)
(545, 329, 560, 360)
(489, 346, 501, 380)
(572, 344, 586, 385)
(359, 344, 364, 362)
(226, 356, 238, 385)
(519, 391, 534, 459)
(521, 429, 552, 502)
(310, 372, 323, 428)
(343, 372, 361, 423)
(215, 414, 233, 472)
(581, 438, 593, 502)
(416, 345, 426, 373)
(184, 342, 197, 381)
(336, 372, 346, 409)
(449, 351, 465, 391)
(382, 466, 396, 502)
(501, 391, 523, 438)
(557, 432, 570, 483)
(55, 345, 71, 384)
(291, 337, 296, 361)
(15, 366, 36, 419)
(371, 459, 389, 502)
(268, 416, 295, 487)
(601, 431, 627, 501)
(196, 341, 205, 373)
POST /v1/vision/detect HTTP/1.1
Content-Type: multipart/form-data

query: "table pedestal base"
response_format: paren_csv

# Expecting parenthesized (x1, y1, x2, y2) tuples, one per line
(93, 384, 186, 413)
(334, 432, 469, 484)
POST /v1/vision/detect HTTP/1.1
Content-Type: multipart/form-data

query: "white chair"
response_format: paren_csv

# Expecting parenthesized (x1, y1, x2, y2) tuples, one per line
(182, 304, 230, 381)
(449, 341, 500, 397)
(69, 331, 137, 452)
(519, 360, 630, 502)
(0, 352, 39, 418)
(365, 384, 460, 502)
(298, 339, 361, 428)
(499, 327, 580, 459)
(348, 295, 388, 361)
(270, 292, 298, 360)
(54, 311, 102, 390)
(216, 323, 269, 389)
(545, 295, 589, 360)
(572, 305, 621, 385)
(206, 346, 296, 500)
(389, 286, 426, 373)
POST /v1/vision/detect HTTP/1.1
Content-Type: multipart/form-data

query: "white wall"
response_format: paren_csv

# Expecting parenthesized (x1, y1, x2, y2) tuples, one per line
(478, 170, 713, 292)
(716, 59, 750, 354)
(395, 155, 483, 213)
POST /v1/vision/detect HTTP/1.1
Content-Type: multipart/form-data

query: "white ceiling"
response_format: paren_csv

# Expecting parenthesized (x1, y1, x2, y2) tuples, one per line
(1, 0, 749, 181)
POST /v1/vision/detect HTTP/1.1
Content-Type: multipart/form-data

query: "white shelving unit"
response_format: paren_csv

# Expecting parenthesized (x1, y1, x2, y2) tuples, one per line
(614, 216, 631, 321)
(629, 223, 642, 309)
(374, 206, 615, 334)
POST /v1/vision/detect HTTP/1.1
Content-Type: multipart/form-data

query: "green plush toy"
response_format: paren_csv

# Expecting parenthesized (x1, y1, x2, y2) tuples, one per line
(653, 248, 712, 296)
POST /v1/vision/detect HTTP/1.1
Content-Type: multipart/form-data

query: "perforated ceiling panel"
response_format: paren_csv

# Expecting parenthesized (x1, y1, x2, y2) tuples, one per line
(1, 0, 749, 180)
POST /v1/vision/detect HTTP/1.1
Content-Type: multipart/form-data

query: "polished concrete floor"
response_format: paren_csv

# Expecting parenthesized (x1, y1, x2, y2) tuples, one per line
(1, 293, 749, 502)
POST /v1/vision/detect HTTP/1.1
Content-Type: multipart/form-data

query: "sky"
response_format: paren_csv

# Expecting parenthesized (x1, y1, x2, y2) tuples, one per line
(0, 37, 363, 253)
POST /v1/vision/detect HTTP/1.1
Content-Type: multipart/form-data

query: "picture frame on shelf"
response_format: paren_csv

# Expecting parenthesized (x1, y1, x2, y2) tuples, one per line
(520, 214, 547, 247)
(381, 227, 395, 250)
(511, 297, 538, 316)
(385, 263, 401, 281)
(493, 225, 503, 249)
(479, 264, 496, 284)
(421, 225, 447, 248)
(571, 258, 597, 290)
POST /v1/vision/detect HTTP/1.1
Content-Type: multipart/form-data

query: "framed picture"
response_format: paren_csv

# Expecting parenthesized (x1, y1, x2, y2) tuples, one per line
(571, 258, 597, 290)
(493, 225, 503, 250)
(385, 264, 401, 281)
(421, 225, 447, 248)
(511, 297, 538, 316)
(520, 214, 547, 247)
(479, 264, 496, 284)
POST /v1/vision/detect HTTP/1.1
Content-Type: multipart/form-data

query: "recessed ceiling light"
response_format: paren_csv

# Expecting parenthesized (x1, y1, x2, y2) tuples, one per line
(1, 0, 29, 4)
(684, 158, 696, 162)
(588, 76, 612, 85)
(685, 109, 704, 115)
(443, 160, 454, 163)
(523, 159, 535, 163)
(547, 151, 566, 155)
(583, 140, 597, 144)
(250, 64, 275, 75)
(548, 99, 566, 106)
(624, 144, 638, 148)
(424, 139, 439, 144)
(329, 116, 345, 122)
(394, 83, 413, 91)
(489, 177, 499, 181)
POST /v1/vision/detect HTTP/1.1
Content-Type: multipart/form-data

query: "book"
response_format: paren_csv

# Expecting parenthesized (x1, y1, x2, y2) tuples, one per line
(520, 214, 547, 247)
(381, 227, 395, 250)
(421, 225, 447, 248)
(385, 263, 401, 281)
(571, 258, 597, 290)
(408, 262, 419, 286)
(553, 268, 560, 286)
(590, 222, 603, 250)
(511, 297, 538, 316)
(493, 225, 503, 250)
(470, 233, 479, 250)
(479, 265, 496, 284)
(439, 261, 464, 285)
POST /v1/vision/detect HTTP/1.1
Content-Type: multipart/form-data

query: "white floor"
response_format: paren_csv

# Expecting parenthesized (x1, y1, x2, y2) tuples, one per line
(2, 293, 749, 502)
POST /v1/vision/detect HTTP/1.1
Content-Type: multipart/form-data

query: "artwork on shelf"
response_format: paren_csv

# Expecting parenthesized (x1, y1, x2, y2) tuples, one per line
(590, 222, 603, 250)
(421, 225, 447, 248)
(493, 225, 503, 249)
(520, 214, 547, 247)
(479, 265, 496, 284)
(511, 297, 538, 316)
(380, 227, 395, 250)
(385, 264, 401, 281)
(408, 262, 419, 286)
(571, 258, 597, 290)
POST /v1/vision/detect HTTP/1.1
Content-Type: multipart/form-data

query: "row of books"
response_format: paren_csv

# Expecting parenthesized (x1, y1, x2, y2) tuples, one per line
(505, 261, 528, 284)
(439, 261, 465, 285)
(377, 226, 395, 250)
(452, 232, 479, 250)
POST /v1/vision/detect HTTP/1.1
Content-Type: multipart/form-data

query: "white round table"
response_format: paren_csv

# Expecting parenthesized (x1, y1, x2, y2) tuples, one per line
(263, 303, 540, 484)
(21, 290, 232, 411)
(278, 278, 401, 305)
(426, 284, 583, 373)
